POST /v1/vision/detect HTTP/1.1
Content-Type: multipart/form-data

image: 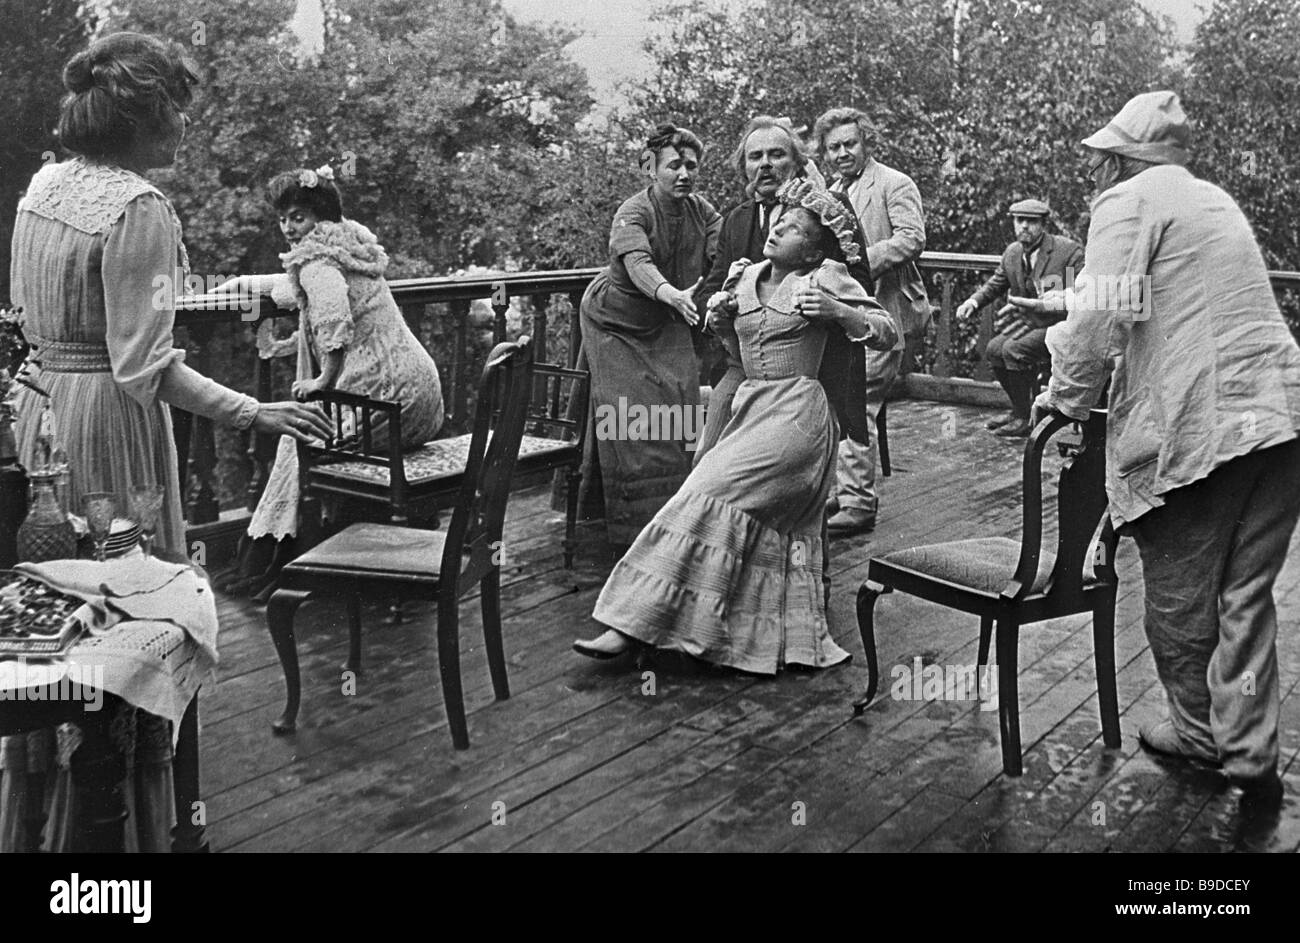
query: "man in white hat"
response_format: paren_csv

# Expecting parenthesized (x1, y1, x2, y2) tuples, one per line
(956, 198, 1084, 438)
(1015, 91, 1300, 803)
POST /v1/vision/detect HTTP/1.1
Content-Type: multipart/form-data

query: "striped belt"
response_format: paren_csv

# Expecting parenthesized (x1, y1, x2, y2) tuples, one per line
(31, 340, 112, 374)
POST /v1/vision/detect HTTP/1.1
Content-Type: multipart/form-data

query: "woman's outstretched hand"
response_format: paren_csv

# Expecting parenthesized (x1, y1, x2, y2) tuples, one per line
(657, 277, 704, 326)
(253, 400, 333, 442)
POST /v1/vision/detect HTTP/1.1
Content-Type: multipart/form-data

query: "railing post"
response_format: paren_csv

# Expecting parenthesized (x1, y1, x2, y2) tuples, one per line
(184, 322, 220, 525)
(530, 293, 550, 410)
(530, 293, 550, 365)
(451, 299, 470, 428)
(245, 313, 279, 510)
(932, 272, 954, 379)
(975, 298, 994, 382)
(567, 290, 584, 368)
(491, 281, 509, 345)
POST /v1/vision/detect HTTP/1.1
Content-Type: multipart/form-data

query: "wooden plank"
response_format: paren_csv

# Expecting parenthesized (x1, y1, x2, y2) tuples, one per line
(186, 399, 1300, 852)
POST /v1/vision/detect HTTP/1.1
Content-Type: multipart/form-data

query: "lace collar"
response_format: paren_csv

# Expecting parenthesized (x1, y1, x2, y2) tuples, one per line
(279, 219, 389, 280)
(19, 157, 189, 271)
(278, 219, 390, 315)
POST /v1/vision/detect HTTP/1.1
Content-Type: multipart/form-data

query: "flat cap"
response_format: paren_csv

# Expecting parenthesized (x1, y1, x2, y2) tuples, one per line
(1009, 198, 1050, 217)
(1081, 90, 1190, 165)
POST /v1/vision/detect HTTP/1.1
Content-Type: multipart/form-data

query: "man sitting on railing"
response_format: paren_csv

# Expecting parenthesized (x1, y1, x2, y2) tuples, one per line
(956, 199, 1084, 439)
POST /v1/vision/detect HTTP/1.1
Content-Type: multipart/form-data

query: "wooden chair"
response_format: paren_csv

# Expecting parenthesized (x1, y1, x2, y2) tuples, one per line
(299, 361, 589, 566)
(264, 336, 534, 749)
(850, 408, 1120, 776)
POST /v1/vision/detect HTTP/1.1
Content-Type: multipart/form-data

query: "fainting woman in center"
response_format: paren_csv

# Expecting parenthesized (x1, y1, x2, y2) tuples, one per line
(574, 179, 898, 672)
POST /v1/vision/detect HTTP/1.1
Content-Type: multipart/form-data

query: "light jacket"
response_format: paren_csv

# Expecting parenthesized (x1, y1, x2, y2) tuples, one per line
(1044, 164, 1300, 526)
(833, 158, 930, 343)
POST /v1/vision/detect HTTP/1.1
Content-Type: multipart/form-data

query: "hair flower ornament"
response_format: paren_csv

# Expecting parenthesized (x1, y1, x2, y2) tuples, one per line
(297, 165, 335, 189)
(775, 178, 862, 265)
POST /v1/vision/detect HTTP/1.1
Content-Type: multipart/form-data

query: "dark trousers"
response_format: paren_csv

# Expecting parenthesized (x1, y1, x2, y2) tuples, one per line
(1129, 438, 1300, 779)
(986, 327, 1049, 371)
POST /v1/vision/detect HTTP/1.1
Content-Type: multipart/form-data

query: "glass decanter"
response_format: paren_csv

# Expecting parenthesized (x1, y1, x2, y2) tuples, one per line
(16, 469, 77, 563)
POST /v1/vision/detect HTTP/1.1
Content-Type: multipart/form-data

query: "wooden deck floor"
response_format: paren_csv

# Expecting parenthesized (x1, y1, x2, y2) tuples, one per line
(201, 400, 1300, 852)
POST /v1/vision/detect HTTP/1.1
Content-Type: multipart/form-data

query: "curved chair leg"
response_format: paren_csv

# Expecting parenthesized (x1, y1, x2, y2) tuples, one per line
(996, 618, 1022, 776)
(344, 593, 363, 676)
(1093, 593, 1121, 749)
(977, 615, 993, 696)
(437, 589, 470, 750)
(266, 588, 312, 734)
(481, 569, 510, 701)
(851, 583, 888, 714)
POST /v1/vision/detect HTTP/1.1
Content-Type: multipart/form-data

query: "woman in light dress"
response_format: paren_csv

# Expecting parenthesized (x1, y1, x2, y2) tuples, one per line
(1, 31, 331, 852)
(574, 179, 897, 673)
(217, 169, 444, 595)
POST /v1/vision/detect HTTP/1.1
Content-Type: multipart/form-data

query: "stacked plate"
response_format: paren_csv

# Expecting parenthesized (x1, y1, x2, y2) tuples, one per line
(103, 518, 143, 557)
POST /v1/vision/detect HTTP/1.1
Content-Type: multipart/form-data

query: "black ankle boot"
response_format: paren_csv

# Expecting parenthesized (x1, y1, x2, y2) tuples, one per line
(994, 370, 1034, 438)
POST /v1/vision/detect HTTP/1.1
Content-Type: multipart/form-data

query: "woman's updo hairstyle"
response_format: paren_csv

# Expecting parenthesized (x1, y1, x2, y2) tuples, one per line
(645, 122, 704, 164)
(267, 170, 345, 223)
(57, 31, 198, 160)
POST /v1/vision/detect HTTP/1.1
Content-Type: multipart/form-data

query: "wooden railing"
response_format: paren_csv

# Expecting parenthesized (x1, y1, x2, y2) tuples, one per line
(170, 257, 1300, 546)
(173, 269, 600, 539)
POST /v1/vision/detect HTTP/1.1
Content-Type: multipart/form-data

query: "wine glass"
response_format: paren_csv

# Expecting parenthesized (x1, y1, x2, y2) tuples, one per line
(80, 492, 116, 563)
(128, 484, 165, 560)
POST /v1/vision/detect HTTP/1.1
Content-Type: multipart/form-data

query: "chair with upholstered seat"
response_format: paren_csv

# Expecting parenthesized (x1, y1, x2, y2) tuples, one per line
(299, 360, 589, 567)
(850, 408, 1120, 776)
(264, 336, 534, 749)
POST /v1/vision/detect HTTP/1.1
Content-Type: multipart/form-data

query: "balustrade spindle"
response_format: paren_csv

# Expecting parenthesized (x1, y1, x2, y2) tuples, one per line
(531, 292, 551, 408)
(451, 299, 470, 429)
(491, 288, 509, 345)
(245, 314, 279, 510)
(566, 290, 584, 368)
(975, 295, 994, 382)
(185, 322, 220, 524)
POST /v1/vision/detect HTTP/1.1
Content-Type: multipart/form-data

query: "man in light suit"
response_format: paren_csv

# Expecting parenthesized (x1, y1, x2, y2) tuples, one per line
(813, 107, 931, 534)
(957, 199, 1085, 438)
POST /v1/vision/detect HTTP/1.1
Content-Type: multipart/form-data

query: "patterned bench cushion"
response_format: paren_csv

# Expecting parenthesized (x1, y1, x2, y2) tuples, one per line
(312, 433, 576, 487)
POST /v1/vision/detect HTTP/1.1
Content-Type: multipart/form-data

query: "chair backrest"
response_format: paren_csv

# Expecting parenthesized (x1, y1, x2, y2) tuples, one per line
(1004, 408, 1113, 601)
(527, 361, 589, 448)
(442, 335, 534, 591)
(297, 388, 410, 522)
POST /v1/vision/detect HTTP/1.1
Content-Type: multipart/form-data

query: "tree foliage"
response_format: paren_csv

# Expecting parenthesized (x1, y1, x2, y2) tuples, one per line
(102, 0, 597, 280)
(0, 0, 97, 300)
(1181, 0, 1300, 272)
(633, 0, 1176, 253)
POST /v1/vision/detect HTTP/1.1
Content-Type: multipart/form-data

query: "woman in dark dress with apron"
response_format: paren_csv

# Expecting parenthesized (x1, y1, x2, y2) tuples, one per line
(579, 124, 721, 551)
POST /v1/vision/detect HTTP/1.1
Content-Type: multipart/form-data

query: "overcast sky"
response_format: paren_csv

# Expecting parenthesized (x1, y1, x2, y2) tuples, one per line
(498, 0, 1207, 108)
(293, 0, 1206, 109)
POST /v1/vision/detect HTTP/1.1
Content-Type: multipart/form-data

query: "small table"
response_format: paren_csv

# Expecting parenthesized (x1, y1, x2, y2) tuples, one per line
(0, 553, 214, 853)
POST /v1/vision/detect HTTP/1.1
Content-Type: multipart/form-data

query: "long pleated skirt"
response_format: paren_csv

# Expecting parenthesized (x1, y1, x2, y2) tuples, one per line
(592, 375, 851, 674)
